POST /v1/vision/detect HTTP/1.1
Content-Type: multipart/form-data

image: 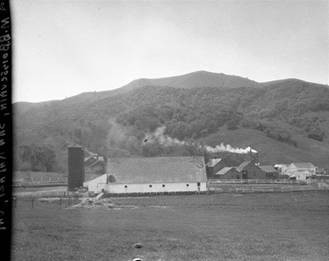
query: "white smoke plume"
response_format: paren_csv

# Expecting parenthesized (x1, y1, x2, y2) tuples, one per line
(143, 126, 258, 154)
(143, 126, 187, 147)
(204, 143, 257, 154)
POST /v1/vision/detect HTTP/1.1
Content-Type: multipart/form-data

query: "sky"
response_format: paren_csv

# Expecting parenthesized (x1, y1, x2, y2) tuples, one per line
(12, 0, 329, 102)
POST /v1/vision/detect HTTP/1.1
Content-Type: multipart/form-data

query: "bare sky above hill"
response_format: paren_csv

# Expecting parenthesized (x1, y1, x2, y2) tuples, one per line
(12, 0, 328, 102)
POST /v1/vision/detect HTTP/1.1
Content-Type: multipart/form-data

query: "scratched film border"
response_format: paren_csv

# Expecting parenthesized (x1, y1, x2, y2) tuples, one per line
(0, 0, 12, 260)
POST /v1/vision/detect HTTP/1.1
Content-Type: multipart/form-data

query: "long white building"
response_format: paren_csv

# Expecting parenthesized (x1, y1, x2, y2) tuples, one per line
(83, 156, 208, 194)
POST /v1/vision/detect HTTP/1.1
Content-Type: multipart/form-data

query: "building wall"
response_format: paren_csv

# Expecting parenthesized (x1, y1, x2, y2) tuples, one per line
(264, 172, 279, 179)
(286, 170, 311, 180)
(242, 164, 266, 179)
(286, 166, 316, 180)
(209, 161, 227, 176)
(213, 169, 241, 179)
(86, 181, 207, 194)
(83, 174, 108, 192)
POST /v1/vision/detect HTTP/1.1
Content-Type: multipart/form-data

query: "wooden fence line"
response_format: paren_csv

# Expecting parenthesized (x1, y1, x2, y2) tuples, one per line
(208, 179, 308, 185)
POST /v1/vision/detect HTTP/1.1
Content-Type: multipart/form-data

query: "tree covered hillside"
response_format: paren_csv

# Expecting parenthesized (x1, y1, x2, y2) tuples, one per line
(14, 71, 329, 172)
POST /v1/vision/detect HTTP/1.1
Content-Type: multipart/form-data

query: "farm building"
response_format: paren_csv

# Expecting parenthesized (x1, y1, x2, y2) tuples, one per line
(259, 165, 279, 179)
(285, 162, 316, 180)
(214, 167, 241, 179)
(206, 157, 240, 177)
(236, 161, 267, 179)
(83, 156, 207, 194)
(210, 161, 277, 180)
(206, 158, 222, 175)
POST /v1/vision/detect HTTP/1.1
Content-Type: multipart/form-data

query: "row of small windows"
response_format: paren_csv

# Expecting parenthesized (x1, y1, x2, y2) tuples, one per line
(123, 184, 191, 188)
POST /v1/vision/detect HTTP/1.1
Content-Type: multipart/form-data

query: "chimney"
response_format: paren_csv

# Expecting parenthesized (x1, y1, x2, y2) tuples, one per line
(253, 152, 259, 164)
(68, 146, 85, 191)
(248, 147, 259, 164)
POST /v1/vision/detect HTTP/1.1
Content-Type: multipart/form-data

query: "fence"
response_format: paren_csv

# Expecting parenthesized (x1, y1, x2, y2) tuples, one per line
(13, 171, 68, 187)
(13, 193, 81, 209)
(207, 178, 329, 193)
(208, 179, 307, 185)
(13, 179, 67, 186)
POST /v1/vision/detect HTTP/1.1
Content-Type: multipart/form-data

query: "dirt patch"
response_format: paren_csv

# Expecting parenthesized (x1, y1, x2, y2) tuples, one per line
(67, 198, 115, 209)
(66, 197, 140, 210)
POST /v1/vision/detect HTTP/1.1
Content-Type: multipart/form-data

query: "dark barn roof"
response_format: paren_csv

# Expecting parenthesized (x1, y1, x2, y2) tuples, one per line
(107, 156, 207, 184)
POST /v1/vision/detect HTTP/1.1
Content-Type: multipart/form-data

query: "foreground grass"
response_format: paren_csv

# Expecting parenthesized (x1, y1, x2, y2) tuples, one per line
(13, 192, 329, 261)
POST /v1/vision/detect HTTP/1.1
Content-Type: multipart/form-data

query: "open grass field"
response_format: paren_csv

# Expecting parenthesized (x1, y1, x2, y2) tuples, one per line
(12, 192, 329, 261)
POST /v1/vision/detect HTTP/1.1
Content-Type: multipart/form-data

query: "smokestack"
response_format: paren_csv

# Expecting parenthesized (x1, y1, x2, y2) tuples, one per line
(68, 146, 85, 191)
(249, 148, 259, 164)
(254, 152, 259, 164)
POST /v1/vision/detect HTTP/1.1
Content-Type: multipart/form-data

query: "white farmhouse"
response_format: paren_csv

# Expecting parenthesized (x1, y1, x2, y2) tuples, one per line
(285, 162, 316, 180)
(83, 156, 207, 194)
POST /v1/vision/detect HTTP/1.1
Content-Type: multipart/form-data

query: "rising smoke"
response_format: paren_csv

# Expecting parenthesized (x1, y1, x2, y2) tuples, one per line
(204, 144, 257, 154)
(143, 126, 257, 154)
(143, 126, 186, 147)
(106, 119, 142, 156)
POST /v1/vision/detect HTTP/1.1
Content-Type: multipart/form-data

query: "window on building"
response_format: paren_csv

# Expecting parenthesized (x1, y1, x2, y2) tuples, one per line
(149, 184, 152, 188)
(162, 184, 165, 188)
(124, 185, 127, 188)
(186, 184, 189, 187)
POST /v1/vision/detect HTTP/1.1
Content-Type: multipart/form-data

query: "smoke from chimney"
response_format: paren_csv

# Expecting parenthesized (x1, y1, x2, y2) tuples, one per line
(143, 126, 257, 154)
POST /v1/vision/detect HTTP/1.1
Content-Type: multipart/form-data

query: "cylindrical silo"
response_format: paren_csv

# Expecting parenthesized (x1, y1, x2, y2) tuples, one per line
(68, 146, 85, 191)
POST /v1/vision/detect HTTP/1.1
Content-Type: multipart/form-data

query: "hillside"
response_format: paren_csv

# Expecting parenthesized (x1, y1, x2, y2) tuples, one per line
(14, 71, 329, 171)
(120, 70, 258, 91)
(202, 127, 329, 168)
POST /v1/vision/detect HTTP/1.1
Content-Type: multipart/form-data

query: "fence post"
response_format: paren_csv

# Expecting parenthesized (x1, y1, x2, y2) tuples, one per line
(31, 197, 34, 208)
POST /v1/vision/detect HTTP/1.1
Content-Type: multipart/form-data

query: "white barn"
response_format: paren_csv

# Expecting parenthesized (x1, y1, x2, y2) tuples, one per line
(83, 156, 208, 194)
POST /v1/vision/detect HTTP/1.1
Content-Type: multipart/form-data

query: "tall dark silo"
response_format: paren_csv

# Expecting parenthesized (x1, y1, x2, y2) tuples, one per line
(68, 146, 85, 191)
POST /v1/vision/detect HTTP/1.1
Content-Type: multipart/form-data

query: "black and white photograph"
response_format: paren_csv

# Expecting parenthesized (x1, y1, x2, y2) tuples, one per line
(9, 0, 329, 260)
